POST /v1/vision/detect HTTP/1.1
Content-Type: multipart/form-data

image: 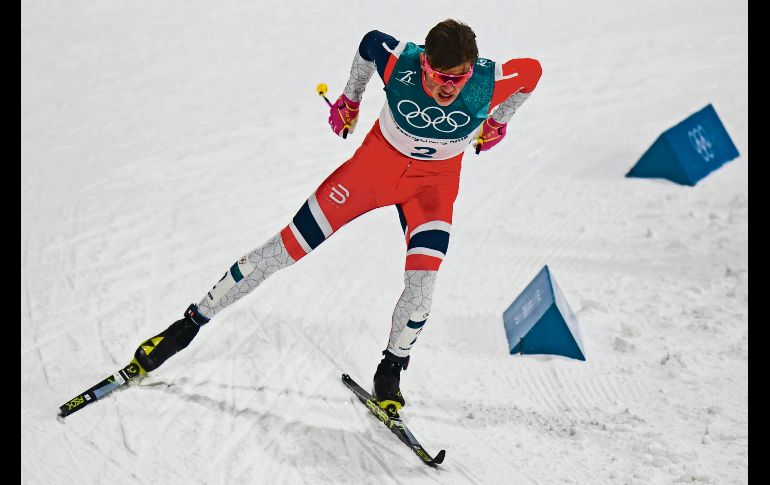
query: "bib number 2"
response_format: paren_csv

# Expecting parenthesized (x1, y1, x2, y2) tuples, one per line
(410, 147, 437, 159)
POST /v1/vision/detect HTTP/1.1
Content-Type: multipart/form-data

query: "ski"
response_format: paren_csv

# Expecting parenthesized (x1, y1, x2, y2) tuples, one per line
(341, 373, 445, 467)
(58, 358, 145, 418)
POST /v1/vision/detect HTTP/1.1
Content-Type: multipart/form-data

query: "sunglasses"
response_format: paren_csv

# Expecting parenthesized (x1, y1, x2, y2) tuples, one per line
(421, 53, 474, 87)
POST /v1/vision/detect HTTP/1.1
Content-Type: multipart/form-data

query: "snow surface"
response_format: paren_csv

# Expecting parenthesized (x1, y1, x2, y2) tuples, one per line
(21, 1, 747, 483)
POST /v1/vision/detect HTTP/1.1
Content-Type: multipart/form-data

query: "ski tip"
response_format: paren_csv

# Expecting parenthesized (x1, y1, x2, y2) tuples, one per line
(341, 373, 351, 381)
(431, 449, 446, 466)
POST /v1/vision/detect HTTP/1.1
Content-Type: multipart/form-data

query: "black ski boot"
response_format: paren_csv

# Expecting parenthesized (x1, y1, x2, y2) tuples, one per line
(372, 350, 410, 416)
(134, 304, 209, 372)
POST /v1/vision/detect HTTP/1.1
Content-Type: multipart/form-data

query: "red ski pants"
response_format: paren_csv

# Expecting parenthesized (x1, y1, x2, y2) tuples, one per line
(280, 120, 462, 271)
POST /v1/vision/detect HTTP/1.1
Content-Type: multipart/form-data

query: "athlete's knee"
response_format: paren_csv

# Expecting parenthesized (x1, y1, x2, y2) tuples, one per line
(404, 220, 451, 271)
(280, 192, 337, 261)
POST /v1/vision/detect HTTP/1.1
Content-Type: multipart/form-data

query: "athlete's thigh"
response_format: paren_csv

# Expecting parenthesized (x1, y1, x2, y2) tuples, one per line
(281, 129, 405, 260)
(397, 181, 459, 271)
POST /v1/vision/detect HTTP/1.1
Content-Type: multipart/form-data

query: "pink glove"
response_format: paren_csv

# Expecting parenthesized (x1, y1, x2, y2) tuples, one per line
(474, 117, 507, 153)
(328, 94, 360, 138)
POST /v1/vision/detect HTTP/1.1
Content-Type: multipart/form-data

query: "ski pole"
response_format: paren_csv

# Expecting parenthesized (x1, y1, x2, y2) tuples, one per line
(316, 83, 349, 139)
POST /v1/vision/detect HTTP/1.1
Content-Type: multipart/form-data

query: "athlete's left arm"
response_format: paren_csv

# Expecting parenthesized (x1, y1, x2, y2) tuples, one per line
(489, 58, 542, 124)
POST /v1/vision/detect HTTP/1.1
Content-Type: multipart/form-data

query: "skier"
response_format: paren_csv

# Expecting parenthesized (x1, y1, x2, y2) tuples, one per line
(132, 19, 541, 416)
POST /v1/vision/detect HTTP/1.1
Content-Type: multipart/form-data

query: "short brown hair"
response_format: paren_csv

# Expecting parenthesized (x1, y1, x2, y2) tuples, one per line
(424, 19, 478, 70)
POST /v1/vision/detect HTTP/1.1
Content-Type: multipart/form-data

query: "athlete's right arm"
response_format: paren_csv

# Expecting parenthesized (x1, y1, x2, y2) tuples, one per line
(342, 30, 400, 102)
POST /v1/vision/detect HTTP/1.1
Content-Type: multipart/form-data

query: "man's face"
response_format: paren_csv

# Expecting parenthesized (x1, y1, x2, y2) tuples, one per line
(421, 55, 474, 107)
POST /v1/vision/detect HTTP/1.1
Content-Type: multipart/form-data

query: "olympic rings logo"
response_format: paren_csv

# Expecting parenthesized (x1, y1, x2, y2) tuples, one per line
(688, 125, 715, 162)
(396, 100, 471, 133)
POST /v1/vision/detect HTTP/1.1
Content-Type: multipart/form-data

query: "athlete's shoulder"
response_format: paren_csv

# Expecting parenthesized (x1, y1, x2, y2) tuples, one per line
(494, 58, 542, 93)
(358, 31, 406, 84)
(488, 57, 542, 109)
(359, 31, 400, 63)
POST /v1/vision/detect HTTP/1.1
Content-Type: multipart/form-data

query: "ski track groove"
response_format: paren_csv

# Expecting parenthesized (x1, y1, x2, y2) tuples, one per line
(130, 309, 297, 467)
(342, 395, 410, 480)
(583, 372, 608, 406)
(451, 460, 485, 485)
(231, 370, 331, 479)
(77, 409, 141, 477)
(456, 413, 542, 485)
(502, 369, 610, 485)
(24, 273, 53, 388)
(95, 314, 117, 366)
(529, 366, 562, 418)
(597, 373, 622, 407)
(553, 368, 585, 419)
(610, 374, 634, 406)
(570, 373, 597, 421)
(542, 367, 568, 416)
(582, 371, 610, 407)
(207, 342, 299, 466)
(579, 374, 605, 412)
(211, 313, 331, 472)
(346, 432, 402, 485)
(54, 259, 78, 294)
(229, 309, 403, 481)
(108, 404, 137, 459)
(60, 431, 97, 485)
(208, 311, 305, 465)
(72, 428, 140, 483)
(547, 370, 631, 485)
